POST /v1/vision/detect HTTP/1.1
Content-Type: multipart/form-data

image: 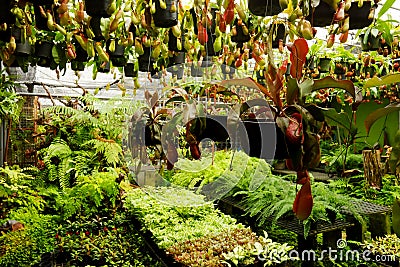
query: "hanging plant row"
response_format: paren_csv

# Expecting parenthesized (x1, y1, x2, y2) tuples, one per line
(0, 0, 397, 84)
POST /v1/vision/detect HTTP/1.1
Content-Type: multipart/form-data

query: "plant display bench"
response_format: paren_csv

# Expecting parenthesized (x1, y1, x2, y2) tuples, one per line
(342, 200, 392, 242)
(218, 196, 354, 252)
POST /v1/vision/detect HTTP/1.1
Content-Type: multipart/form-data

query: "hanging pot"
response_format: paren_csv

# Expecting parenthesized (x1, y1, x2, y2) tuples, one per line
(138, 47, 155, 73)
(317, 57, 331, 73)
(124, 63, 137, 77)
(306, 1, 335, 27)
(35, 41, 53, 67)
(15, 41, 32, 56)
(34, 4, 49, 30)
(271, 23, 286, 48)
(111, 57, 127, 67)
(334, 61, 348, 75)
(364, 65, 376, 76)
(168, 29, 185, 52)
(98, 61, 111, 73)
(107, 39, 125, 58)
(35, 40, 53, 59)
(231, 20, 250, 43)
(86, 0, 112, 18)
(240, 119, 287, 160)
(11, 27, 22, 42)
(167, 52, 185, 78)
(89, 16, 104, 41)
(0, 0, 12, 24)
(71, 61, 85, 71)
(360, 33, 381, 51)
(0, 28, 11, 42)
(248, 0, 281, 16)
(74, 43, 88, 62)
(348, 1, 373, 30)
(153, 0, 178, 28)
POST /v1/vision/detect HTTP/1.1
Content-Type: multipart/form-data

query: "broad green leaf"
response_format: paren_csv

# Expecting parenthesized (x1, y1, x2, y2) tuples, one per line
(393, 198, 400, 237)
(320, 108, 353, 132)
(378, 0, 396, 18)
(298, 78, 314, 99)
(363, 73, 400, 89)
(364, 103, 400, 133)
(286, 77, 299, 105)
(165, 96, 185, 105)
(312, 76, 356, 98)
(52, 46, 60, 64)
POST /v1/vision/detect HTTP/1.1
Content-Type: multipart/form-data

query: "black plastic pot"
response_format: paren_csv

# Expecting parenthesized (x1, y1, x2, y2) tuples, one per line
(35, 41, 53, 67)
(74, 43, 88, 62)
(124, 63, 138, 77)
(0, 28, 11, 42)
(348, 1, 373, 30)
(168, 29, 185, 52)
(97, 61, 110, 73)
(240, 119, 287, 160)
(138, 47, 156, 74)
(318, 57, 331, 73)
(221, 63, 235, 76)
(107, 39, 125, 58)
(89, 16, 104, 41)
(0, 0, 12, 24)
(86, 0, 112, 17)
(271, 23, 286, 48)
(231, 22, 250, 43)
(306, 1, 335, 27)
(334, 61, 348, 75)
(11, 27, 22, 42)
(248, 0, 281, 16)
(360, 33, 381, 51)
(35, 41, 53, 59)
(71, 61, 85, 71)
(111, 57, 127, 67)
(15, 41, 32, 56)
(364, 66, 376, 76)
(153, 0, 178, 28)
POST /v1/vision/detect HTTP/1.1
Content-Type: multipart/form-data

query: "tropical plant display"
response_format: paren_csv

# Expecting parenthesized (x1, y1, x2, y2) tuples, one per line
(2, 0, 400, 266)
(124, 186, 293, 266)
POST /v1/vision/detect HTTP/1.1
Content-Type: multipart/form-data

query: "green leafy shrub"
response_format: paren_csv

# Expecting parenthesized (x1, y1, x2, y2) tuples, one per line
(55, 215, 161, 266)
(55, 171, 121, 219)
(0, 165, 44, 219)
(164, 150, 272, 195)
(0, 208, 58, 266)
(124, 186, 241, 249)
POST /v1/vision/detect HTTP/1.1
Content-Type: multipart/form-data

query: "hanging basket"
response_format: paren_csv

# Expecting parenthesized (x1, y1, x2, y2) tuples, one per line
(85, 0, 112, 18)
(107, 39, 125, 58)
(271, 23, 286, 48)
(153, 0, 178, 28)
(111, 57, 127, 67)
(35, 41, 53, 67)
(168, 29, 185, 52)
(190, 64, 203, 77)
(307, 1, 335, 27)
(0, 0, 13, 24)
(89, 16, 104, 41)
(348, 1, 373, 30)
(248, 0, 281, 16)
(317, 57, 331, 73)
(231, 21, 250, 43)
(124, 63, 138, 77)
(71, 61, 85, 71)
(15, 41, 32, 56)
(74, 44, 88, 62)
(97, 61, 111, 73)
(34, 4, 49, 30)
(360, 33, 381, 51)
(334, 61, 348, 75)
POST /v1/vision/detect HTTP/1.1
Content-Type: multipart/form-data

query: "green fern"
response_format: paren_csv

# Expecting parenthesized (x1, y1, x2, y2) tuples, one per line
(84, 139, 123, 167)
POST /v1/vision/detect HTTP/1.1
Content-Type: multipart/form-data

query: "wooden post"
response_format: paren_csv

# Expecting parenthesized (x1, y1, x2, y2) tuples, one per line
(362, 150, 382, 189)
